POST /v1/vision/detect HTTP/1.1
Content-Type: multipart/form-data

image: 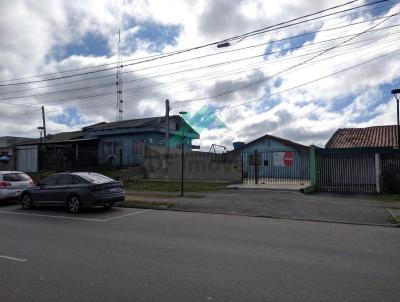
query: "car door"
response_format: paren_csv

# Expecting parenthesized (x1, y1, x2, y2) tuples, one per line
(53, 174, 75, 203)
(31, 174, 61, 204)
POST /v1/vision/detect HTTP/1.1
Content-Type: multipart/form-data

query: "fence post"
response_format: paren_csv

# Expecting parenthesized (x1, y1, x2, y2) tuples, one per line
(241, 152, 244, 183)
(375, 153, 381, 193)
(310, 145, 317, 188)
(255, 149, 258, 184)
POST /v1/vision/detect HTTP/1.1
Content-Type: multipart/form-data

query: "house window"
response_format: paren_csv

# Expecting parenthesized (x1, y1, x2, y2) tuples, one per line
(176, 123, 180, 131)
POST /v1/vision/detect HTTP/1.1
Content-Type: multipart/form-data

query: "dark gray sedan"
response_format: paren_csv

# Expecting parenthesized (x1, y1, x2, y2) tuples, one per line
(19, 172, 125, 213)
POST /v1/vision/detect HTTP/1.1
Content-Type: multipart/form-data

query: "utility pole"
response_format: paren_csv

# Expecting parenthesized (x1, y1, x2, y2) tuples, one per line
(165, 99, 170, 154)
(41, 106, 46, 141)
(116, 29, 123, 121)
(181, 129, 184, 196)
(179, 111, 187, 196)
(391, 89, 400, 151)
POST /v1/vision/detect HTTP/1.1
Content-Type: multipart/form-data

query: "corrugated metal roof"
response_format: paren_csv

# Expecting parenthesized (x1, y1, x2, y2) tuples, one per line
(82, 115, 178, 131)
(326, 125, 399, 148)
(17, 131, 84, 145)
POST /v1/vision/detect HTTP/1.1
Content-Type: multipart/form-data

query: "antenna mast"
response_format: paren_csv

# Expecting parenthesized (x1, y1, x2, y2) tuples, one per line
(116, 29, 123, 121)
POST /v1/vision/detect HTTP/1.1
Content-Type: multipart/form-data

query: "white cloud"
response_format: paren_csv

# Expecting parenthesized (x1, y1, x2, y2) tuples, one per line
(0, 0, 399, 149)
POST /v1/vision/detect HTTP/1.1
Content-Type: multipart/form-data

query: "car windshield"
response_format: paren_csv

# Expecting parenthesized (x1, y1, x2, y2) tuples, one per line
(75, 173, 114, 184)
(3, 173, 31, 182)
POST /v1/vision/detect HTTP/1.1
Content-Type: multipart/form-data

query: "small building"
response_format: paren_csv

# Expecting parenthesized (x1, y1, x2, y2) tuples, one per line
(315, 125, 399, 193)
(83, 115, 199, 165)
(235, 133, 310, 182)
(15, 131, 98, 172)
(0, 136, 32, 157)
(0, 136, 33, 170)
(14, 115, 200, 172)
(326, 125, 399, 149)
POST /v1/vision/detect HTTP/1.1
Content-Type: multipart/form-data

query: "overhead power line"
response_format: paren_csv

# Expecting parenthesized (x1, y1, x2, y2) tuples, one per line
(174, 10, 400, 105)
(1, 24, 399, 112)
(1, 14, 398, 99)
(0, 0, 389, 86)
(175, 47, 400, 116)
(2, 28, 398, 110)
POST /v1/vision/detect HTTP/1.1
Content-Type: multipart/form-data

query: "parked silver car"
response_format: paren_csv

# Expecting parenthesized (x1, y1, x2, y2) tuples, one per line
(0, 171, 34, 201)
(19, 172, 125, 213)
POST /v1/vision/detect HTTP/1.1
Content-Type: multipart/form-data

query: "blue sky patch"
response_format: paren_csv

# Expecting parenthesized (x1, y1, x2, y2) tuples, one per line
(50, 32, 110, 61)
(264, 31, 317, 60)
(124, 18, 181, 53)
(347, 0, 396, 20)
(51, 108, 92, 127)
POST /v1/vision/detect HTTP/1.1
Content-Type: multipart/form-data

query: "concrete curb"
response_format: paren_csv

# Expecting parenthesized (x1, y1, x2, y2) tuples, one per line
(227, 184, 308, 191)
(119, 204, 172, 210)
(169, 208, 400, 228)
(117, 204, 400, 228)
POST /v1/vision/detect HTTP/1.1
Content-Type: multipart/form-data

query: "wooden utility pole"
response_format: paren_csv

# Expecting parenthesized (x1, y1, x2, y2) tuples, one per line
(165, 99, 170, 153)
(41, 106, 47, 141)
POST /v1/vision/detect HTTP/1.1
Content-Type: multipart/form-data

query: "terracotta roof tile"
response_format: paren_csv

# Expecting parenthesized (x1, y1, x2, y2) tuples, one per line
(326, 125, 399, 148)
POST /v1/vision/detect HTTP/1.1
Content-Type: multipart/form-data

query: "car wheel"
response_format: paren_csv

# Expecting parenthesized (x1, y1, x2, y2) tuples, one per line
(104, 202, 114, 209)
(21, 193, 34, 210)
(67, 195, 81, 214)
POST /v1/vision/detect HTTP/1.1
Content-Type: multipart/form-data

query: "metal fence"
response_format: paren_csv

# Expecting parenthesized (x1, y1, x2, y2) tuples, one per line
(381, 152, 400, 174)
(242, 149, 310, 184)
(316, 150, 376, 193)
(0, 157, 15, 171)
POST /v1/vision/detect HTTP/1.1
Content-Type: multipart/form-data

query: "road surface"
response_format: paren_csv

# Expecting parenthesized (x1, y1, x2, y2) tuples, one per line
(0, 203, 399, 302)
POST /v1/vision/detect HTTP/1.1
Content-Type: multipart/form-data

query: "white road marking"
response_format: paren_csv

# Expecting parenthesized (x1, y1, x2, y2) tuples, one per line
(0, 210, 106, 222)
(104, 210, 148, 221)
(0, 255, 27, 262)
(0, 209, 148, 222)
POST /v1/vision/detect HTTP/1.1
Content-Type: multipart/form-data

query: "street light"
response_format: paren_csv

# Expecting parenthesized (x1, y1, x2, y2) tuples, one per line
(179, 111, 188, 196)
(391, 89, 400, 151)
(217, 41, 230, 48)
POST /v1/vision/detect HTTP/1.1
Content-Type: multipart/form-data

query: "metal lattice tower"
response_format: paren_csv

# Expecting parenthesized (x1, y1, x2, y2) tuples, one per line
(116, 29, 123, 121)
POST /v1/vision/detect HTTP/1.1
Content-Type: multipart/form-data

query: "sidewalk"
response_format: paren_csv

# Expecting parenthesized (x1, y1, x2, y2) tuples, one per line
(120, 189, 395, 226)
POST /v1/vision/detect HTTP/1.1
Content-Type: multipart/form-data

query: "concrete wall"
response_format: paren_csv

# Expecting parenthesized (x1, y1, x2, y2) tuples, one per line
(143, 146, 242, 182)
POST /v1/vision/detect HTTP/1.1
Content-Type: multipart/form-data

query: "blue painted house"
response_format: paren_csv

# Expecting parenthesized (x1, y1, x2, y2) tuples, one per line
(83, 115, 200, 165)
(234, 134, 310, 182)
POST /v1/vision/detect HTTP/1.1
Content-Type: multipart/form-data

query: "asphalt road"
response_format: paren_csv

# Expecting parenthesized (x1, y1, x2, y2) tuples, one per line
(0, 203, 399, 302)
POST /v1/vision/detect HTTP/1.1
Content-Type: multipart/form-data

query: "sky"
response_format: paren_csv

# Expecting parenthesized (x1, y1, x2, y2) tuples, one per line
(0, 0, 400, 149)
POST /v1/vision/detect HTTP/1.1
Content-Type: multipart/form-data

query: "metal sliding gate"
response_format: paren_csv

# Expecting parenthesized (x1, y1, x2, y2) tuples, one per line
(242, 149, 310, 184)
(315, 149, 376, 193)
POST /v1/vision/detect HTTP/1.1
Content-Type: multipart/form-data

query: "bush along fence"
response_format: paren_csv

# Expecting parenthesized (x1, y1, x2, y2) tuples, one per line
(310, 146, 400, 193)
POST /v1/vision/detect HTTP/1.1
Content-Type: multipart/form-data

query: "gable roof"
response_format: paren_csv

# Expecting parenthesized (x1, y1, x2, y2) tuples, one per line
(17, 131, 85, 145)
(82, 115, 199, 138)
(244, 133, 309, 150)
(326, 125, 398, 148)
(82, 116, 167, 131)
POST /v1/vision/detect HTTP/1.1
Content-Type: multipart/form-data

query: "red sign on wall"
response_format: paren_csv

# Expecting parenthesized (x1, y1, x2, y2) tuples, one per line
(273, 152, 294, 166)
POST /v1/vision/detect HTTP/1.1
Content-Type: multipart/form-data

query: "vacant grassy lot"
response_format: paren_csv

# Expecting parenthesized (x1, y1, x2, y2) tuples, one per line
(125, 180, 230, 192)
